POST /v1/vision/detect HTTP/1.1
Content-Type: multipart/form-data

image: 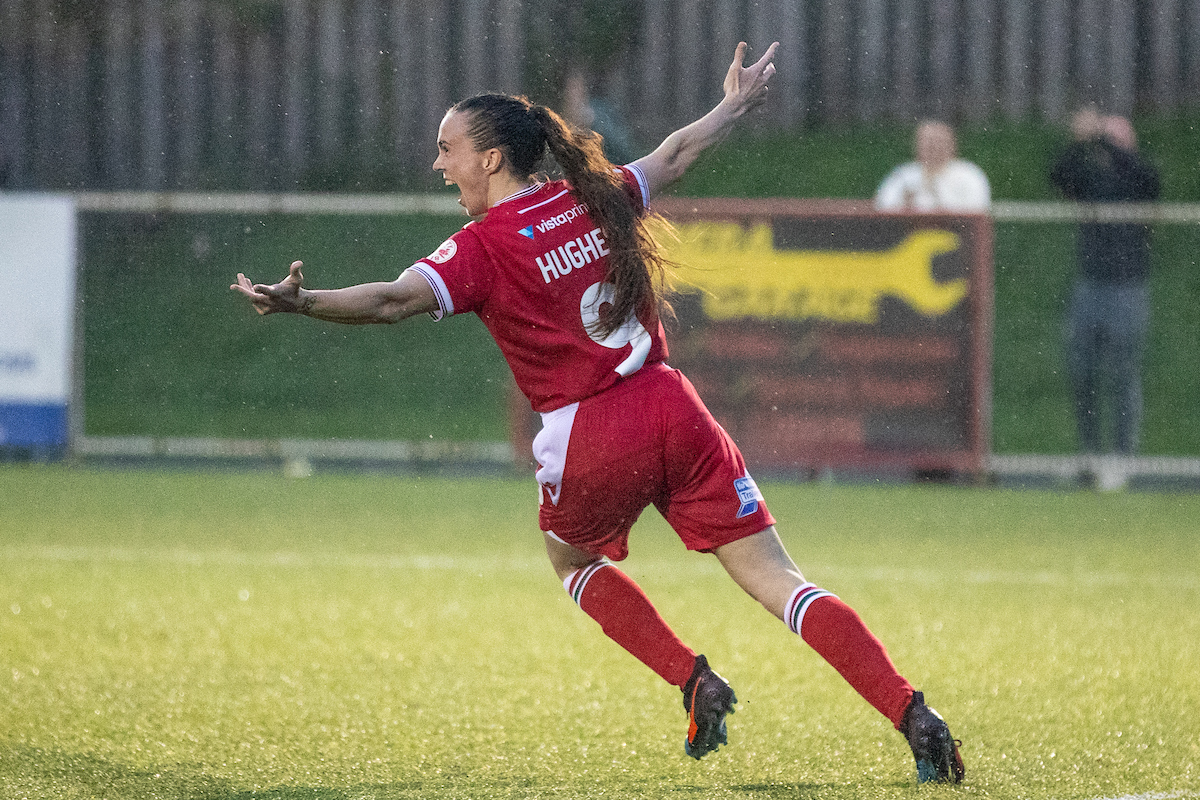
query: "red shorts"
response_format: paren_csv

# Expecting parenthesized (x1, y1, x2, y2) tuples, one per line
(534, 363, 774, 560)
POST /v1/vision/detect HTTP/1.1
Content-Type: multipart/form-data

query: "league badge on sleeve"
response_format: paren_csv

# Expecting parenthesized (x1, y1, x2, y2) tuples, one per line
(734, 475, 764, 518)
(428, 238, 458, 264)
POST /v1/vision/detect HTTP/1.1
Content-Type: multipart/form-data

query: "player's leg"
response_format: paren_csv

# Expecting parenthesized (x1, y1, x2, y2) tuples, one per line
(655, 365, 962, 779)
(543, 530, 733, 759)
(713, 526, 963, 783)
(535, 377, 699, 694)
(538, 368, 743, 758)
(543, 532, 697, 691)
(713, 526, 914, 725)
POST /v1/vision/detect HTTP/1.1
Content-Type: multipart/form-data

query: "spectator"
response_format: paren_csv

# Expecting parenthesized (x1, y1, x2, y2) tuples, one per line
(1050, 108, 1161, 488)
(875, 120, 991, 213)
(562, 65, 640, 166)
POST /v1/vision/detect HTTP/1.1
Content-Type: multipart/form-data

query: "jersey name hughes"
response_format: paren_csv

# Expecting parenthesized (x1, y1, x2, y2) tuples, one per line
(536, 227, 610, 283)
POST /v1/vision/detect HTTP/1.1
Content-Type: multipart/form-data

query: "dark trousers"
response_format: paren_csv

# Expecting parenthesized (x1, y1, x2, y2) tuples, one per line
(1065, 278, 1149, 454)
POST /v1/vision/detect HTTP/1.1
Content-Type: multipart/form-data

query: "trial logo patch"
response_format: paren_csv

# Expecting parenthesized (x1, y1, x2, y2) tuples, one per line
(428, 238, 458, 264)
(734, 475, 764, 518)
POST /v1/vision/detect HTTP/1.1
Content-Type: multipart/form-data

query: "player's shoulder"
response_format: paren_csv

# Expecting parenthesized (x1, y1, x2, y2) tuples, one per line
(418, 218, 490, 268)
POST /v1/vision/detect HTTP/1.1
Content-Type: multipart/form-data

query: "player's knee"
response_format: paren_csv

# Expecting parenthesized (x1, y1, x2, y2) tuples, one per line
(543, 531, 603, 582)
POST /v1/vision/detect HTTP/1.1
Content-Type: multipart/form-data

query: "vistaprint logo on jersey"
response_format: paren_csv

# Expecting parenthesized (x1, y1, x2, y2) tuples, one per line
(519, 225, 535, 239)
(534, 203, 587, 234)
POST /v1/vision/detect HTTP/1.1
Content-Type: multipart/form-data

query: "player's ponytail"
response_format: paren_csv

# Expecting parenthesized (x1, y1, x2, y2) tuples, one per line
(450, 93, 671, 340)
(527, 103, 673, 340)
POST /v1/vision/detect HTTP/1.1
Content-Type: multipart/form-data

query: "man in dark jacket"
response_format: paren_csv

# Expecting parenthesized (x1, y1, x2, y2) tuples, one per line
(1050, 108, 1160, 485)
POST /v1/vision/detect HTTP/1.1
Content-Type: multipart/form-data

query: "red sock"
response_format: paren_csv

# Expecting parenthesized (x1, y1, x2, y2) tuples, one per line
(786, 584, 914, 728)
(566, 561, 696, 687)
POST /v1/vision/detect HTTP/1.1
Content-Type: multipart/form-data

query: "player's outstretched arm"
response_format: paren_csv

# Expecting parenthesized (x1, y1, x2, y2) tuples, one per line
(631, 41, 778, 199)
(231, 261, 437, 324)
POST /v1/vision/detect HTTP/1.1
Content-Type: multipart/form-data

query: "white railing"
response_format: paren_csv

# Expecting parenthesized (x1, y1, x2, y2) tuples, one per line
(71, 192, 1200, 225)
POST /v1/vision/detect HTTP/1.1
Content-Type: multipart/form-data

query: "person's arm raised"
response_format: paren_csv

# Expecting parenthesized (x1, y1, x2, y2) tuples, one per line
(231, 261, 437, 324)
(631, 41, 779, 200)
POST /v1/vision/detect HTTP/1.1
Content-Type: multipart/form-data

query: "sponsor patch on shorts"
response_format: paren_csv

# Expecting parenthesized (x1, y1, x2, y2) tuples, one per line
(734, 475, 764, 518)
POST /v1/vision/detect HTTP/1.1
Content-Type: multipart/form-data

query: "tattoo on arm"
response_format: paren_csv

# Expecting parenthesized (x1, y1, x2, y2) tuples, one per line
(297, 293, 317, 315)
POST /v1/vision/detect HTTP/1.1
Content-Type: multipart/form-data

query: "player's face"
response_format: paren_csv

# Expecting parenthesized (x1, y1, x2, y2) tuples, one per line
(433, 111, 491, 216)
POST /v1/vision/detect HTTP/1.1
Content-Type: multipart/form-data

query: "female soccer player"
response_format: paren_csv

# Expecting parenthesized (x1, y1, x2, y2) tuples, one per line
(231, 42, 964, 784)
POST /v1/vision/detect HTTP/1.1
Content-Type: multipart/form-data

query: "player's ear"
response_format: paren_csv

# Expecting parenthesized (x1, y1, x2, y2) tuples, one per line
(481, 147, 506, 176)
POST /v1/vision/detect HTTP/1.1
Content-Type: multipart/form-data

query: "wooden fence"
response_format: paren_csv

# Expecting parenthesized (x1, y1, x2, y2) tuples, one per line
(2, 0, 1199, 191)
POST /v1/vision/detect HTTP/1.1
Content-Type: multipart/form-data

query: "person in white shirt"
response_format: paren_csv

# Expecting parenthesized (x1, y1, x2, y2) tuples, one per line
(875, 120, 991, 213)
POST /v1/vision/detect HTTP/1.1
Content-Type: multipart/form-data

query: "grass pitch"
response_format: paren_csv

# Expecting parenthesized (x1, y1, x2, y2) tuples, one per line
(2, 465, 1198, 799)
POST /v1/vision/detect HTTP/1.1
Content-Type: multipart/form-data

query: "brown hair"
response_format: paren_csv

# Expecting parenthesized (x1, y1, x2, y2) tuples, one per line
(451, 93, 672, 339)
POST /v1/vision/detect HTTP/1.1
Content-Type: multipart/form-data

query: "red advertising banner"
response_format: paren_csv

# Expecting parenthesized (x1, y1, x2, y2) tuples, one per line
(655, 198, 993, 478)
(510, 199, 993, 480)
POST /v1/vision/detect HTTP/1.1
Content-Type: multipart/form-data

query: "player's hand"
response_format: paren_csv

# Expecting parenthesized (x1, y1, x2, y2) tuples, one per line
(722, 41, 779, 115)
(231, 260, 308, 315)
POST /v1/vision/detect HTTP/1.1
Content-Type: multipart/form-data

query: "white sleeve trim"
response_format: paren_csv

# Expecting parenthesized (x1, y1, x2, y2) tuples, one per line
(625, 163, 651, 211)
(404, 264, 454, 320)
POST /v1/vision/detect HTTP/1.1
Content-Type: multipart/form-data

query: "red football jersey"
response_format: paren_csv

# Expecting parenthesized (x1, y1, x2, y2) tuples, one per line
(408, 166, 668, 412)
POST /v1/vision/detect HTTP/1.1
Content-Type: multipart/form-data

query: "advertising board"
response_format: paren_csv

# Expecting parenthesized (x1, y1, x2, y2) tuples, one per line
(655, 198, 993, 478)
(0, 195, 77, 453)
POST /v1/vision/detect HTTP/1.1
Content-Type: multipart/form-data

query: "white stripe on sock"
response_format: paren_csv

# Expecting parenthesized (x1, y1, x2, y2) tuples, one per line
(564, 560, 609, 605)
(784, 582, 836, 636)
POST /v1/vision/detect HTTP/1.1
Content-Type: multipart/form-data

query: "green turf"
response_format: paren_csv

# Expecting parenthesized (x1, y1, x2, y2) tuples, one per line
(3, 464, 1198, 799)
